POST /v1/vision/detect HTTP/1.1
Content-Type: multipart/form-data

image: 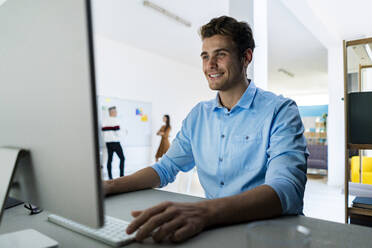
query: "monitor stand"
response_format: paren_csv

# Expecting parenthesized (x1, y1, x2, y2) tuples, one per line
(4, 196, 23, 209)
(0, 148, 58, 248)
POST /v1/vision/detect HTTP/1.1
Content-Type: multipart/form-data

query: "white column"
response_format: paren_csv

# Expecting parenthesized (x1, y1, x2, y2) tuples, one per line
(252, 0, 268, 89)
(327, 44, 345, 186)
(229, 0, 268, 89)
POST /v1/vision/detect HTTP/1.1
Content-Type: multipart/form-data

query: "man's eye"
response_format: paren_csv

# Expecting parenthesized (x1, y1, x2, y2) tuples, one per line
(201, 55, 209, 60)
(217, 52, 226, 57)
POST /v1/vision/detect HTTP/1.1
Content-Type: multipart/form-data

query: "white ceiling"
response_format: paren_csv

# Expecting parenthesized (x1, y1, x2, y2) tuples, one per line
(267, 0, 327, 96)
(276, 0, 372, 95)
(92, 0, 228, 68)
(306, 0, 372, 41)
(92, 0, 372, 97)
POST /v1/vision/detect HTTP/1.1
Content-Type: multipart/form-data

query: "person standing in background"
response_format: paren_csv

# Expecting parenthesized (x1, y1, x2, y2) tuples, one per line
(101, 106, 125, 179)
(155, 114, 171, 161)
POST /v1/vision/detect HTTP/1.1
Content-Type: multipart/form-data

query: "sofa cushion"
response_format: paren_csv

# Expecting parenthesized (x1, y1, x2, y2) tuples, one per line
(307, 144, 327, 170)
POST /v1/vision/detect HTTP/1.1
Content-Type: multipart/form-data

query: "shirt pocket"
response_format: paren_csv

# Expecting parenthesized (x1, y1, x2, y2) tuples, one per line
(230, 131, 263, 171)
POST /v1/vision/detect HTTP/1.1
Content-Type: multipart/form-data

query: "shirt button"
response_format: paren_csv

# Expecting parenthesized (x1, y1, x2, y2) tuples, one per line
(219, 157, 223, 162)
(226, 113, 230, 116)
(245, 136, 249, 140)
(221, 134, 225, 138)
(220, 182, 224, 186)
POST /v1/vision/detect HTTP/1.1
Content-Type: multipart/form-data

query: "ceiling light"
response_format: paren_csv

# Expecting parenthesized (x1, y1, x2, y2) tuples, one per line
(278, 68, 294, 78)
(143, 0, 191, 27)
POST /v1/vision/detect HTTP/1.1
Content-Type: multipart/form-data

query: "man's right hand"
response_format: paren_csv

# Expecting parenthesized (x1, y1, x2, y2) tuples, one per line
(103, 179, 115, 196)
(101, 167, 161, 197)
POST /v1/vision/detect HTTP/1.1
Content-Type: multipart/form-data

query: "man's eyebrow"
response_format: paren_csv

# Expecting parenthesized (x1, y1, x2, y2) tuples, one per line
(200, 48, 231, 57)
(200, 51, 207, 57)
(214, 48, 230, 53)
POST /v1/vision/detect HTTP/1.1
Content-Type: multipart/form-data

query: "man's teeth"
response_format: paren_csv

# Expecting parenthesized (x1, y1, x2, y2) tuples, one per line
(210, 74, 222, 78)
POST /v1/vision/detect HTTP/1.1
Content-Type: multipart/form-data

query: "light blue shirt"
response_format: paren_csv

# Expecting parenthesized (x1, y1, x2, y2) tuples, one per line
(152, 82, 308, 215)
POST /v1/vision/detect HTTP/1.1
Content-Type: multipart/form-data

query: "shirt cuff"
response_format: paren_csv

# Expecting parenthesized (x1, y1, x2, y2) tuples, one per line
(265, 179, 304, 215)
(151, 157, 180, 188)
(151, 163, 167, 188)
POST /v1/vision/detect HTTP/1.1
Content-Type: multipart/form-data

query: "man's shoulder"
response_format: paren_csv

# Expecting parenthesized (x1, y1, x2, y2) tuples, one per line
(189, 98, 215, 114)
(255, 87, 295, 112)
(181, 99, 215, 126)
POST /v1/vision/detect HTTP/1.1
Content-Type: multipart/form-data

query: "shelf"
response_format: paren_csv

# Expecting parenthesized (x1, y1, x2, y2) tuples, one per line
(346, 38, 372, 46)
(344, 38, 372, 224)
(348, 207, 372, 217)
(347, 143, 372, 150)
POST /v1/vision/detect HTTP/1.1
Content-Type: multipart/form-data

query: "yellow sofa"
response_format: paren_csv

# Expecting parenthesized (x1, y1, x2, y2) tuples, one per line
(351, 156, 372, 184)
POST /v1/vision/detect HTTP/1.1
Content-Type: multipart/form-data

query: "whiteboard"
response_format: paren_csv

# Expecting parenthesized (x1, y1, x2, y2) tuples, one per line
(97, 96, 152, 147)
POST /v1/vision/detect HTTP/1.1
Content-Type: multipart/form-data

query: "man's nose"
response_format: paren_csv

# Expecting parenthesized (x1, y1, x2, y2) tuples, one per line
(207, 56, 217, 69)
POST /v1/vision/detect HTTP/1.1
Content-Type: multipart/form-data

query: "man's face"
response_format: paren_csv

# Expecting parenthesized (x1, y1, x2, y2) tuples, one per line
(201, 34, 246, 91)
(109, 109, 117, 117)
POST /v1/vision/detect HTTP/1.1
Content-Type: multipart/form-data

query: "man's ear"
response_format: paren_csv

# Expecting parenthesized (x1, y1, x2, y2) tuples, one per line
(242, 48, 253, 67)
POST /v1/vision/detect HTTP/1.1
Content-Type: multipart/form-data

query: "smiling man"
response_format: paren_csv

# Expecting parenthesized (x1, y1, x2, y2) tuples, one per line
(104, 16, 308, 243)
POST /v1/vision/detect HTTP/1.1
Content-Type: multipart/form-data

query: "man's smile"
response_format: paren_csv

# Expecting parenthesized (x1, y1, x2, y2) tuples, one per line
(208, 72, 224, 79)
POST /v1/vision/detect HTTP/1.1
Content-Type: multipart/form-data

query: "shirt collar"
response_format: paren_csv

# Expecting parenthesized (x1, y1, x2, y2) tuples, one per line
(212, 80, 257, 111)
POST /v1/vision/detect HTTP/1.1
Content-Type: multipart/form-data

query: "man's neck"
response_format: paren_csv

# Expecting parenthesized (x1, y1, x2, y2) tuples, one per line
(219, 78, 250, 111)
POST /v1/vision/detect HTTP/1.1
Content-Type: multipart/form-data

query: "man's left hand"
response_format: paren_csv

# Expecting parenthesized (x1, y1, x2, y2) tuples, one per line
(126, 201, 213, 243)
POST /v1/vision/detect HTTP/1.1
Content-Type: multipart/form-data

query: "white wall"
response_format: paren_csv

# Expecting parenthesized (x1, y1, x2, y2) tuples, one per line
(286, 94, 329, 106)
(327, 45, 345, 186)
(228, 0, 254, 80)
(362, 69, 372, 92)
(252, 0, 268, 89)
(94, 34, 214, 191)
(229, 0, 268, 89)
(278, 0, 346, 187)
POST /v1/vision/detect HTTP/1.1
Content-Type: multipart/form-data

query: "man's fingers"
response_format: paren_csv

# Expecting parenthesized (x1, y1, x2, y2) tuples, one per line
(127, 202, 171, 234)
(131, 210, 142, 217)
(170, 224, 197, 243)
(151, 217, 185, 243)
(134, 207, 179, 241)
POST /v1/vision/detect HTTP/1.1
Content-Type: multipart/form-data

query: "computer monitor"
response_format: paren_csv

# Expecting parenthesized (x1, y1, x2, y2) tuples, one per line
(0, 0, 104, 228)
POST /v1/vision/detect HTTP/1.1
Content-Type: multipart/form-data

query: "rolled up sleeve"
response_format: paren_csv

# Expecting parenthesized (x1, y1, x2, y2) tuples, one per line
(151, 111, 196, 188)
(264, 99, 308, 215)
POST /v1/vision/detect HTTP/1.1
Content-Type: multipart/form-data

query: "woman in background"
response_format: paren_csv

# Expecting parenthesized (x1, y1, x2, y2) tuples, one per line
(155, 114, 171, 161)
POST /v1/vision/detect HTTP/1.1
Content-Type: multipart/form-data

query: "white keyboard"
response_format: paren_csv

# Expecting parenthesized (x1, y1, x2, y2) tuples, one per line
(48, 214, 136, 247)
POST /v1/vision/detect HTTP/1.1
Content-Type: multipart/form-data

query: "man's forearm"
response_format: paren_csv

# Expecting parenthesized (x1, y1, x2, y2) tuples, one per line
(105, 167, 161, 195)
(202, 185, 282, 227)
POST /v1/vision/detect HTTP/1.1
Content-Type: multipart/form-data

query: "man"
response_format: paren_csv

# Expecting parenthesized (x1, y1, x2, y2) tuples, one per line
(104, 16, 308, 243)
(101, 106, 125, 179)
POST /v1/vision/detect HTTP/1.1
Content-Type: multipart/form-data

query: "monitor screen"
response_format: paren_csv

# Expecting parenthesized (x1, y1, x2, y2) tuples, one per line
(0, 0, 104, 227)
(348, 92, 372, 144)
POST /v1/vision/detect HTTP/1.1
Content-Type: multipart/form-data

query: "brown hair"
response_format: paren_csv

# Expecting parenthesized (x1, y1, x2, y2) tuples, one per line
(199, 16, 255, 58)
(164, 114, 170, 131)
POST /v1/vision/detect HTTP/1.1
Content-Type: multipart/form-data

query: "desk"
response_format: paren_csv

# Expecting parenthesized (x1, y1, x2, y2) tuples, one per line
(1, 189, 372, 247)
